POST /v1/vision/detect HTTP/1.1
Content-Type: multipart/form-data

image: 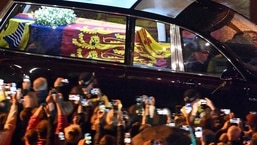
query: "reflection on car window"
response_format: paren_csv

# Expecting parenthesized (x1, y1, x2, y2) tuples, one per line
(224, 31, 257, 62)
(133, 19, 171, 69)
(0, 4, 127, 63)
(210, 13, 257, 75)
(182, 30, 228, 75)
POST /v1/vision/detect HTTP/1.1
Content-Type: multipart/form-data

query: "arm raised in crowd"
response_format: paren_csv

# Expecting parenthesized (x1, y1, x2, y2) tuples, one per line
(0, 93, 19, 145)
(44, 105, 55, 145)
(26, 104, 44, 131)
(116, 110, 125, 145)
(53, 93, 68, 134)
(4, 93, 18, 130)
(91, 106, 106, 145)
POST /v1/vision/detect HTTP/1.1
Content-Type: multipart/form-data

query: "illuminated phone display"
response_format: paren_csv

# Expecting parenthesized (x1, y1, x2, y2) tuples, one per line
(230, 118, 240, 124)
(84, 133, 92, 144)
(58, 132, 65, 141)
(220, 109, 231, 114)
(124, 132, 131, 143)
(194, 127, 202, 138)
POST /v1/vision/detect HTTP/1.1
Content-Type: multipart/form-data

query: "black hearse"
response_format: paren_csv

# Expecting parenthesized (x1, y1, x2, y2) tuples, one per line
(0, 0, 257, 117)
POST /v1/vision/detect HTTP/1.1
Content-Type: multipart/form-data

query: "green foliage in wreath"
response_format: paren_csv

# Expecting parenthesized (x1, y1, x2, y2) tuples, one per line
(34, 6, 76, 27)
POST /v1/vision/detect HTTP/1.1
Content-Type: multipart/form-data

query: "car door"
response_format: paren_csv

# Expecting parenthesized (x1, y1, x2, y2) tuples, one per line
(124, 16, 253, 117)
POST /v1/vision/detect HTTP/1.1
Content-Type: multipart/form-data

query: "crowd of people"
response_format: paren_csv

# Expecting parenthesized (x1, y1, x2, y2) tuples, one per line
(0, 72, 256, 145)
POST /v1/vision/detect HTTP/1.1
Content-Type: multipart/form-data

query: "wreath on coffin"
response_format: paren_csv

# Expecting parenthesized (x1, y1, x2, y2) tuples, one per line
(34, 6, 76, 27)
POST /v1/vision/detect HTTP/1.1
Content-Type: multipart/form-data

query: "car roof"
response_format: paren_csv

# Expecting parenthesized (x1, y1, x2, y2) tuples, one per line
(5, 0, 230, 35)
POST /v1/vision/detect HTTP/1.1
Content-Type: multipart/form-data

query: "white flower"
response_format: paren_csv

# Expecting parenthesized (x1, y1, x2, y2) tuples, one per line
(34, 6, 76, 27)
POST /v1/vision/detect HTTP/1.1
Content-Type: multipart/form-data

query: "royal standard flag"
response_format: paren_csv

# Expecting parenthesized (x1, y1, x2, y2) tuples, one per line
(0, 17, 34, 50)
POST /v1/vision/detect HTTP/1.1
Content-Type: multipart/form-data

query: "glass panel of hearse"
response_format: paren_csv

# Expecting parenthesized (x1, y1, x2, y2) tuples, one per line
(133, 19, 174, 70)
(182, 29, 229, 75)
(0, 4, 127, 63)
(135, 0, 195, 18)
(133, 19, 214, 73)
(210, 13, 257, 76)
(133, 0, 196, 71)
(61, 0, 138, 9)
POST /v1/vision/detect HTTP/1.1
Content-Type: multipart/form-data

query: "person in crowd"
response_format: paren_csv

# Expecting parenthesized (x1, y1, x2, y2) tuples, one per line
(218, 133, 229, 145)
(25, 89, 70, 145)
(46, 77, 74, 117)
(99, 134, 116, 145)
(0, 82, 17, 113)
(200, 115, 217, 131)
(11, 77, 36, 145)
(180, 88, 218, 127)
(225, 125, 243, 145)
(128, 95, 170, 128)
(132, 124, 192, 145)
(26, 104, 48, 144)
(127, 95, 147, 127)
(23, 129, 38, 145)
(215, 112, 242, 144)
(90, 102, 107, 145)
(90, 98, 127, 145)
(53, 77, 69, 100)
(0, 93, 18, 145)
(69, 72, 110, 118)
(1, 73, 256, 145)
(68, 72, 112, 138)
(185, 42, 209, 72)
(23, 93, 38, 110)
(200, 129, 216, 145)
(36, 119, 49, 144)
(250, 133, 257, 145)
(63, 124, 83, 145)
(245, 113, 257, 138)
(77, 72, 110, 107)
(141, 96, 166, 126)
(20, 74, 37, 114)
(33, 77, 48, 104)
(21, 75, 33, 96)
(66, 99, 93, 143)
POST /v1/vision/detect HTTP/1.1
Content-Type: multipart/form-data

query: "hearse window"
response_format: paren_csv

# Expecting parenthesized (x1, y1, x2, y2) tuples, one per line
(210, 13, 257, 75)
(133, 19, 171, 69)
(0, 4, 126, 63)
(182, 30, 229, 75)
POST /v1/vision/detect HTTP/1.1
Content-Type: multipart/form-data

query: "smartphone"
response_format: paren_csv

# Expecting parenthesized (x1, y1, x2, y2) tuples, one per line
(124, 132, 131, 144)
(156, 108, 168, 115)
(230, 118, 240, 124)
(19, 96, 24, 103)
(68, 94, 80, 101)
(180, 125, 190, 131)
(194, 127, 202, 138)
(199, 99, 207, 108)
(61, 79, 69, 84)
(81, 99, 89, 106)
(84, 133, 92, 144)
(185, 103, 192, 114)
(99, 104, 106, 113)
(243, 135, 250, 144)
(200, 99, 207, 104)
(90, 88, 100, 95)
(58, 132, 65, 141)
(250, 111, 257, 114)
(10, 83, 17, 94)
(23, 75, 30, 82)
(220, 109, 231, 114)
(151, 140, 161, 145)
(166, 122, 175, 127)
(0, 79, 4, 86)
